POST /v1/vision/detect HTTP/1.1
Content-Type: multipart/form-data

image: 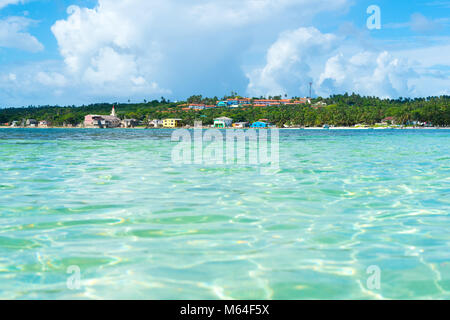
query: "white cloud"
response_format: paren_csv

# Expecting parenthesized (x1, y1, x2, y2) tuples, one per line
(246, 27, 336, 97)
(318, 51, 415, 98)
(0, 0, 24, 9)
(36, 72, 67, 87)
(0, 16, 43, 52)
(49, 1, 175, 98)
(45, 0, 350, 102)
(246, 25, 450, 99)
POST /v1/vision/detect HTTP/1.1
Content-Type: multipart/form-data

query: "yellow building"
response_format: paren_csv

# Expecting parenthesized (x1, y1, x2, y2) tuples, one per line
(163, 118, 182, 128)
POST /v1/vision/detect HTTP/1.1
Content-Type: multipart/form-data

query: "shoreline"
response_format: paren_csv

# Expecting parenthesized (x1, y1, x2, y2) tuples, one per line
(0, 126, 446, 130)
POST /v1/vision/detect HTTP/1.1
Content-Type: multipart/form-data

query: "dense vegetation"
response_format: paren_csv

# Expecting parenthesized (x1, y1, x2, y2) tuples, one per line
(0, 94, 449, 127)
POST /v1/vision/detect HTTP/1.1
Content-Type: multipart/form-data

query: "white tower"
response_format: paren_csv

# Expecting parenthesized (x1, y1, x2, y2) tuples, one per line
(111, 106, 117, 117)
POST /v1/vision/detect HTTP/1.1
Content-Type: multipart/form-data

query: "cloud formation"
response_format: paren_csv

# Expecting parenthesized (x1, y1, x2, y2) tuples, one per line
(246, 27, 336, 97)
(318, 51, 414, 98)
(245, 24, 450, 99)
(0, 0, 449, 107)
(46, 0, 350, 102)
(50, 3, 167, 98)
(246, 27, 417, 98)
(0, 16, 43, 52)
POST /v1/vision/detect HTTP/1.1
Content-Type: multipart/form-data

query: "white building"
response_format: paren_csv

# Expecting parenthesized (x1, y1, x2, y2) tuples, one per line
(148, 119, 164, 128)
(214, 117, 233, 128)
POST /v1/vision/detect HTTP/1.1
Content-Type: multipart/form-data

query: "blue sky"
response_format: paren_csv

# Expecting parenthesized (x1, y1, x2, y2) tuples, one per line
(0, 0, 449, 107)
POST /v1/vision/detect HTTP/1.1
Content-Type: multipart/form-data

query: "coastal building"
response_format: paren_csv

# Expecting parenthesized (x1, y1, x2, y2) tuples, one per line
(163, 118, 182, 128)
(216, 98, 252, 108)
(84, 106, 121, 128)
(227, 98, 252, 106)
(215, 97, 310, 108)
(100, 115, 121, 128)
(38, 121, 49, 128)
(214, 117, 233, 128)
(312, 101, 327, 108)
(122, 119, 138, 128)
(188, 104, 206, 110)
(404, 120, 433, 127)
(84, 115, 102, 127)
(251, 119, 274, 128)
(192, 96, 312, 110)
(381, 117, 396, 125)
(251, 121, 268, 128)
(148, 119, 163, 128)
(232, 122, 249, 128)
(253, 98, 309, 107)
(26, 119, 38, 127)
(11, 121, 18, 127)
(295, 98, 311, 104)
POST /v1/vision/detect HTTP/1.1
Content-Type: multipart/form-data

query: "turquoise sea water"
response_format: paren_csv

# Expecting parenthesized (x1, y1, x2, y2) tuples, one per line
(0, 128, 449, 300)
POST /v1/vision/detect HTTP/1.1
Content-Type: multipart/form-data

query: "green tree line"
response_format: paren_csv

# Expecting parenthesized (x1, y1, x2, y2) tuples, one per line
(0, 94, 449, 127)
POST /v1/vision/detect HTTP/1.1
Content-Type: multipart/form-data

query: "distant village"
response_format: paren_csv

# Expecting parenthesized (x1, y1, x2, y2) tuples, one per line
(85, 98, 318, 129)
(182, 97, 312, 110)
(0, 96, 437, 129)
(3, 97, 323, 129)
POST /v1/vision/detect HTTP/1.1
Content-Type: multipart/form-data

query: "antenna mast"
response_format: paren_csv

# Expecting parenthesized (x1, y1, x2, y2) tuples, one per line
(309, 82, 313, 99)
